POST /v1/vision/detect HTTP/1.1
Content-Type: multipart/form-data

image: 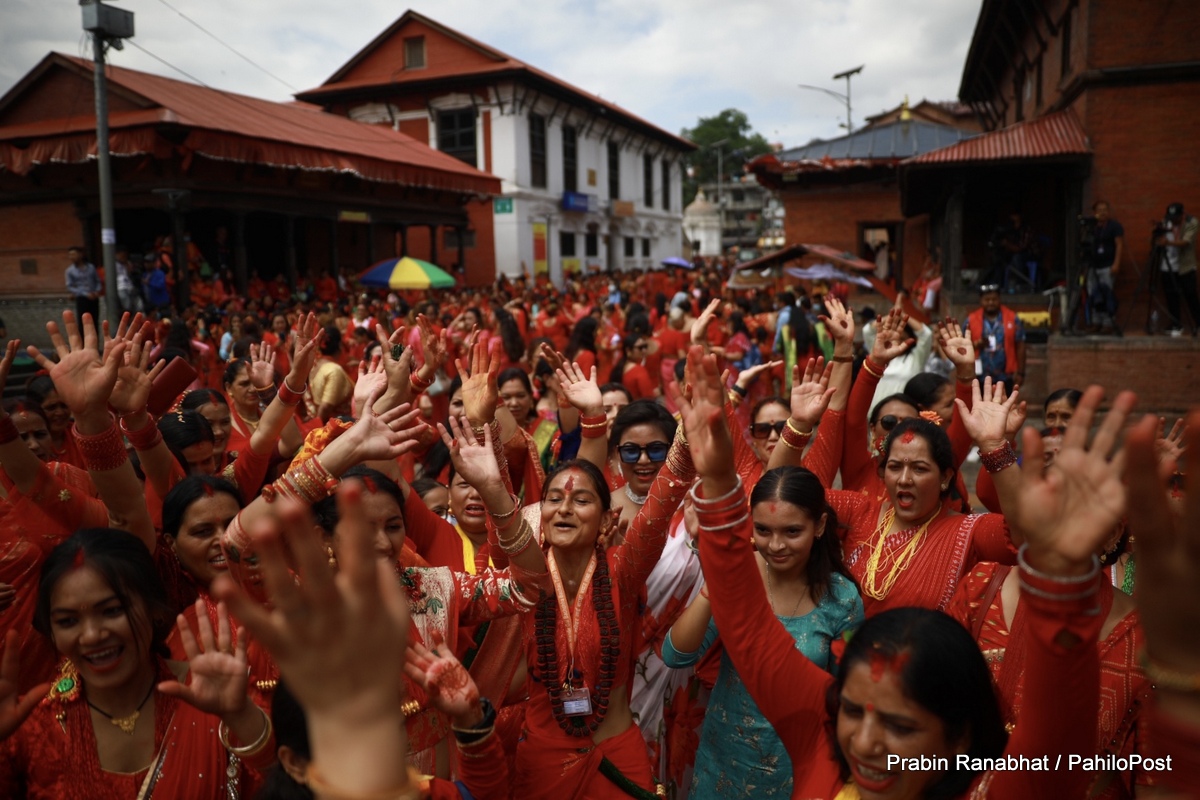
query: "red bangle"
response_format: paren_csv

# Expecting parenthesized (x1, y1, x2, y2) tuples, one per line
(780, 419, 812, 451)
(862, 358, 885, 379)
(277, 380, 306, 406)
(979, 441, 1018, 473)
(74, 417, 128, 472)
(120, 414, 163, 451)
(0, 416, 17, 445)
(579, 413, 607, 440)
(410, 372, 433, 393)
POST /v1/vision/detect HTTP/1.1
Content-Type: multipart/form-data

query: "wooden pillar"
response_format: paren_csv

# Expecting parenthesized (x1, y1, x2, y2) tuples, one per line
(943, 181, 965, 292)
(456, 226, 466, 272)
(233, 212, 248, 293)
(366, 222, 376, 266)
(171, 208, 188, 311)
(398, 225, 408, 257)
(429, 224, 438, 265)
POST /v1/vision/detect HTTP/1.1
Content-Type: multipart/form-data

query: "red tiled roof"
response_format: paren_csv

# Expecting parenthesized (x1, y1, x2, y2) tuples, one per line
(906, 109, 1089, 165)
(298, 11, 695, 152)
(0, 53, 500, 194)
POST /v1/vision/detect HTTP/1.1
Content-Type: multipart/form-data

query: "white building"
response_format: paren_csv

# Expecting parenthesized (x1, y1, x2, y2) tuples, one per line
(297, 11, 696, 286)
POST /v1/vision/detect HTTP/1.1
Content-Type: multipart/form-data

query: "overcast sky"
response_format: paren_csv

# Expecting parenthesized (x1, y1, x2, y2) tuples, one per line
(2, 0, 982, 148)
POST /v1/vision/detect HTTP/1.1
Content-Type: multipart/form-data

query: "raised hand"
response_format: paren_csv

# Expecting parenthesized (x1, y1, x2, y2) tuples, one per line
(935, 318, 976, 369)
(158, 600, 250, 717)
(456, 338, 499, 425)
(109, 319, 166, 417)
(0, 630, 50, 741)
(1006, 386, 1135, 575)
(538, 343, 567, 376)
(819, 296, 855, 344)
(416, 314, 449, 376)
(213, 486, 412, 790)
(735, 359, 782, 392)
(404, 633, 482, 724)
(1156, 417, 1186, 470)
(1126, 409, 1200, 674)
(288, 312, 322, 384)
(677, 345, 733, 482)
(27, 311, 127, 420)
(353, 352, 387, 417)
(374, 323, 412, 404)
(870, 308, 914, 364)
(437, 415, 501, 490)
(956, 378, 1020, 451)
(341, 390, 426, 464)
(0, 341, 20, 396)
(788, 357, 836, 430)
(690, 298, 721, 346)
(555, 360, 603, 414)
(247, 342, 277, 391)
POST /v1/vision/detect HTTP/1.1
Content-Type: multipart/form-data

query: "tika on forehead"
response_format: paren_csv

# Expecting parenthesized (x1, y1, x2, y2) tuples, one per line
(869, 650, 911, 682)
(564, 474, 576, 493)
(901, 430, 917, 444)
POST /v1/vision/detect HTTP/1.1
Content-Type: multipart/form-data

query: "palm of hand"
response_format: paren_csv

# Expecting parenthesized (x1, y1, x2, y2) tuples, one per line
(943, 336, 975, 366)
(562, 380, 601, 410)
(963, 401, 1009, 444)
(452, 443, 498, 487)
(249, 360, 274, 390)
(1015, 449, 1124, 563)
(110, 365, 151, 415)
(51, 350, 111, 413)
(184, 652, 247, 715)
(460, 376, 496, 422)
(353, 372, 387, 411)
(791, 384, 826, 425)
(425, 659, 479, 719)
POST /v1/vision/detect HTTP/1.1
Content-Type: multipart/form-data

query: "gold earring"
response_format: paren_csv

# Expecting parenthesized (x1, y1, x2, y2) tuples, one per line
(325, 545, 337, 568)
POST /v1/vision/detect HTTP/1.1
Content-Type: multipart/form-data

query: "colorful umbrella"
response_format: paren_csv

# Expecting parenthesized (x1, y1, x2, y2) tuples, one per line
(661, 256, 694, 269)
(358, 257, 456, 290)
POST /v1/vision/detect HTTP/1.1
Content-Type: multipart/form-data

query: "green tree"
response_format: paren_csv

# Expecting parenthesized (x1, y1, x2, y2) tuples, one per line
(681, 109, 772, 206)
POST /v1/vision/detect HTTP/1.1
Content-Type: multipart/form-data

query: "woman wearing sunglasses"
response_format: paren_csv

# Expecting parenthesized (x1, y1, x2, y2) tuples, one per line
(606, 400, 678, 521)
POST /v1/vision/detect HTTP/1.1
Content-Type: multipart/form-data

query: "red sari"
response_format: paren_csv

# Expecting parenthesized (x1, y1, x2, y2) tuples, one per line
(511, 440, 693, 799)
(696, 485, 1102, 800)
(0, 660, 272, 799)
(949, 563, 1156, 799)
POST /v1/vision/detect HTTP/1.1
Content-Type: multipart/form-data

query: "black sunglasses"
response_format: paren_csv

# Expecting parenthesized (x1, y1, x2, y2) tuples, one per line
(879, 415, 900, 432)
(617, 441, 670, 463)
(750, 420, 787, 439)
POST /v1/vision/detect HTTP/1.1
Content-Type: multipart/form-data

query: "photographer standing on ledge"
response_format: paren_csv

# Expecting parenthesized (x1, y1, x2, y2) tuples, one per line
(1088, 201, 1123, 333)
(1157, 202, 1199, 336)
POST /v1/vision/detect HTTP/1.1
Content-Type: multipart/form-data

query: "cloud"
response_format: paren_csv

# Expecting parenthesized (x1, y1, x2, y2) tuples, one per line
(2, 0, 982, 149)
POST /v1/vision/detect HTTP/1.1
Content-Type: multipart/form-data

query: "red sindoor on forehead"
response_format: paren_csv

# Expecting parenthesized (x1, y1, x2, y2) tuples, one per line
(900, 430, 917, 444)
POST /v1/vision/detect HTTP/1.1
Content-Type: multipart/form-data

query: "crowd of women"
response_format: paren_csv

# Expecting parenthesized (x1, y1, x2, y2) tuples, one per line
(0, 266, 1198, 800)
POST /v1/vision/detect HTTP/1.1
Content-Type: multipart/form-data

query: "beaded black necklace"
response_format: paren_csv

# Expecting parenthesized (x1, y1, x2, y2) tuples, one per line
(534, 543, 620, 736)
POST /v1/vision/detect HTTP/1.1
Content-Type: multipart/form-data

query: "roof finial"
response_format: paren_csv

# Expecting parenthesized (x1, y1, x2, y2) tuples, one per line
(900, 95, 912, 122)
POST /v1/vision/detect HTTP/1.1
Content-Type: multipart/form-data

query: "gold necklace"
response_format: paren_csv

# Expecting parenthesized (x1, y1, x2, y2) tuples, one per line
(862, 507, 934, 601)
(765, 564, 807, 617)
(87, 681, 155, 735)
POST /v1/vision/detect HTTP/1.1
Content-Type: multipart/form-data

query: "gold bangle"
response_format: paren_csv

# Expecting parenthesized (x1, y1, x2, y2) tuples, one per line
(218, 706, 273, 757)
(862, 358, 884, 379)
(1140, 651, 1200, 693)
(786, 419, 813, 437)
(305, 764, 422, 800)
(489, 495, 520, 526)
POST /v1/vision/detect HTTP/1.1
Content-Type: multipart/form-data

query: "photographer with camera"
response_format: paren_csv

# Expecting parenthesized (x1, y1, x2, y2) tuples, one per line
(1156, 202, 1199, 336)
(1086, 201, 1124, 333)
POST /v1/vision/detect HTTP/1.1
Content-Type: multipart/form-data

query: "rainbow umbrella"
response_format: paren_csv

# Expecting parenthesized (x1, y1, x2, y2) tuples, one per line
(359, 256, 456, 289)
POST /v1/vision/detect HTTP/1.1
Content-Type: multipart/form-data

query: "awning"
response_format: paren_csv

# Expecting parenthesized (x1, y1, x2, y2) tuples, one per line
(903, 109, 1090, 166)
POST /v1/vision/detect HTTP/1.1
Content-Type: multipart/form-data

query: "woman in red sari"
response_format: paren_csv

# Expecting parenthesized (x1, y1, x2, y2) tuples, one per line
(683, 348, 1133, 800)
(24, 375, 82, 468)
(510, 431, 694, 798)
(0, 529, 274, 798)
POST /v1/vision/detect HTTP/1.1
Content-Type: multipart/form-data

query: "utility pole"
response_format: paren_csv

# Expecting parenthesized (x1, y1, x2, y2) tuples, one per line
(81, 0, 134, 329)
(833, 65, 864, 134)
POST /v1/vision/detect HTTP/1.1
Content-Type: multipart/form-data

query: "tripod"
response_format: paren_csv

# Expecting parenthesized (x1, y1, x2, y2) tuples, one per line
(1120, 229, 1171, 335)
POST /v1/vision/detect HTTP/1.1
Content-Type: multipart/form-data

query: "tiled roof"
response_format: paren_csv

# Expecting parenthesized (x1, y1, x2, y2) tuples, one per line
(776, 120, 971, 163)
(905, 109, 1089, 165)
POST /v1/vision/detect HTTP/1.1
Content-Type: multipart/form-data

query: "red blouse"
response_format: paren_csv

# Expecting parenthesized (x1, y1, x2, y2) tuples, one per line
(697, 485, 1103, 800)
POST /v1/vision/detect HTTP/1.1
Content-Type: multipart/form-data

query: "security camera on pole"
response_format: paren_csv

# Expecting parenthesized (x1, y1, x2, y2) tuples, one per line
(80, 0, 135, 330)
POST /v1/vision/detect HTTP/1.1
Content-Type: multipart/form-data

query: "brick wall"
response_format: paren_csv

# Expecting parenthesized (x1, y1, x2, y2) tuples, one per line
(1047, 336, 1200, 412)
(780, 184, 930, 287)
(0, 202, 87, 295)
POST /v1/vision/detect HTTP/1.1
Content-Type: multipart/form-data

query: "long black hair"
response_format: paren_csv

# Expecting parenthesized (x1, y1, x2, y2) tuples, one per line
(751, 467, 853, 604)
(34, 529, 175, 660)
(566, 316, 600, 361)
(825, 608, 1007, 799)
(158, 410, 215, 473)
(161, 475, 241, 539)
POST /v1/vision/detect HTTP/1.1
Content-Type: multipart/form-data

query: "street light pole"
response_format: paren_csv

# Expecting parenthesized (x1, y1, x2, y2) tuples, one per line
(81, 0, 134, 329)
(798, 65, 864, 134)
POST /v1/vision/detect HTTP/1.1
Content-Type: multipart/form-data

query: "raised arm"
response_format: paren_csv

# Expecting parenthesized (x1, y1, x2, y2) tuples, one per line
(29, 311, 155, 551)
(956, 378, 1027, 546)
(555, 359, 607, 473)
(250, 313, 321, 459)
(985, 386, 1133, 798)
(682, 344, 833, 777)
(215, 485, 416, 800)
(843, 309, 915, 485)
(766, 357, 835, 473)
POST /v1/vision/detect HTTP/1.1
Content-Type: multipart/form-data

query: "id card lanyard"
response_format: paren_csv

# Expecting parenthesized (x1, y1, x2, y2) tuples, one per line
(548, 552, 597, 714)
